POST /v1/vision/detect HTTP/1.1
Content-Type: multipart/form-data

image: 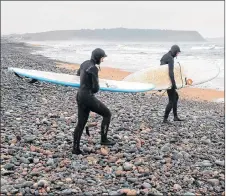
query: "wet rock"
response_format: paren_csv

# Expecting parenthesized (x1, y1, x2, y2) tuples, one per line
(37, 179, 48, 187)
(207, 179, 220, 186)
(127, 178, 137, 183)
(184, 192, 196, 196)
(161, 143, 170, 152)
(4, 163, 15, 170)
(196, 160, 212, 167)
(173, 184, 182, 191)
(20, 157, 30, 164)
(47, 158, 54, 166)
(109, 191, 121, 196)
(62, 189, 73, 195)
(22, 181, 33, 188)
(24, 135, 36, 143)
(215, 160, 224, 166)
(1, 178, 8, 186)
(142, 182, 151, 189)
(123, 162, 133, 171)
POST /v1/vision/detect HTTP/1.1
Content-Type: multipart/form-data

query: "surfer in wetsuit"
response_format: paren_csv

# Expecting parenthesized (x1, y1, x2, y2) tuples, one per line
(160, 45, 183, 123)
(73, 48, 115, 155)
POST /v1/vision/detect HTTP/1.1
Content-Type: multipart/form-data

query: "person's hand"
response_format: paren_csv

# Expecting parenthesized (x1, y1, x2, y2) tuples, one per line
(172, 83, 177, 90)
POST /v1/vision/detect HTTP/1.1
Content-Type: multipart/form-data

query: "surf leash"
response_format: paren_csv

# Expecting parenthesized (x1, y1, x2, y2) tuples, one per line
(177, 61, 184, 88)
(151, 89, 167, 111)
(178, 60, 221, 88)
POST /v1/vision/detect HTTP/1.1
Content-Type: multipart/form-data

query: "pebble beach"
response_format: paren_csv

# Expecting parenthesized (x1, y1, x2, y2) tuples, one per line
(1, 38, 225, 195)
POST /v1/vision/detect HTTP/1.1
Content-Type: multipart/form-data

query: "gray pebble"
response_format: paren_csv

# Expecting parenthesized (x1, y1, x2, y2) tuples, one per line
(123, 162, 133, 171)
(1, 178, 8, 186)
(4, 163, 15, 170)
(207, 179, 220, 186)
(24, 135, 36, 143)
(196, 160, 212, 167)
(161, 143, 170, 152)
(33, 158, 39, 164)
(215, 160, 224, 166)
(184, 192, 196, 196)
(11, 189, 19, 194)
(47, 158, 54, 166)
(22, 181, 33, 188)
(37, 179, 48, 187)
(84, 192, 93, 196)
(127, 177, 137, 183)
(34, 190, 40, 196)
(25, 187, 30, 194)
(62, 189, 72, 195)
(77, 179, 86, 184)
(109, 191, 121, 196)
(142, 182, 152, 188)
(20, 157, 30, 164)
(153, 155, 163, 160)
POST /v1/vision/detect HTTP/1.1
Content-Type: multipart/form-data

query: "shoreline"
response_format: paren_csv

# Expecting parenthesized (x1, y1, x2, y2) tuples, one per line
(56, 62, 224, 103)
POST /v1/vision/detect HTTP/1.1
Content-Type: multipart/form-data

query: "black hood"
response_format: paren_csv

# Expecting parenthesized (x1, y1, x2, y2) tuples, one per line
(170, 45, 181, 57)
(91, 48, 107, 65)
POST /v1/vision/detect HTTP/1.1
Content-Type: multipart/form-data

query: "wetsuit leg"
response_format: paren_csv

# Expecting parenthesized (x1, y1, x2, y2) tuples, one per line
(173, 90, 179, 117)
(173, 91, 183, 121)
(86, 96, 115, 145)
(72, 95, 90, 155)
(164, 89, 174, 120)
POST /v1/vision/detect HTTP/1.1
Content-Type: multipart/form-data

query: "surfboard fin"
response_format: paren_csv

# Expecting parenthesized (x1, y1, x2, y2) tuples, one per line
(14, 73, 24, 79)
(28, 79, 38, 84)
(14, 73, 39, 84)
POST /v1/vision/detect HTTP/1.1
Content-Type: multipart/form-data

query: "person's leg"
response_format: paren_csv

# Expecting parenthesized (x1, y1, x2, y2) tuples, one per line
(87, 96, 115, 145)
(173, 90, 183, 121)
(163, 89, 174, 123)
(72, 96, 90, 155)
(173, 90, 178, 117)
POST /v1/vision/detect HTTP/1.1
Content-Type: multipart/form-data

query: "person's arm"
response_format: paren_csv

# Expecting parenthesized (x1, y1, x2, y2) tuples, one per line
(86, 66, 100, 93)
(168, 58, 177, 89)
(76, 68, 80, 76)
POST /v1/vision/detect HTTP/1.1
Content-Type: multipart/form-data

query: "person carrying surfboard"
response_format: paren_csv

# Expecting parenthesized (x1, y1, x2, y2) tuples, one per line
(73, 48, 115, 155)
(160, 45, 183, 123)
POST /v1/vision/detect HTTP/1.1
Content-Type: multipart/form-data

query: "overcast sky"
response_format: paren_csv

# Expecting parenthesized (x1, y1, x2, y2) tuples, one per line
(1, 1, 224, 38)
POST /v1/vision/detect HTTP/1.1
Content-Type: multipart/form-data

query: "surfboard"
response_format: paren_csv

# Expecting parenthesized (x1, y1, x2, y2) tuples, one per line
(8, 67, 155, 93)
(123, 60, 221, 91)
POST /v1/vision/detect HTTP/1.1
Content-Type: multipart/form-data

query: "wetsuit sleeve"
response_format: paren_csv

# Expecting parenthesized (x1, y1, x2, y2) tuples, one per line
(168, 58, 176, 88)
(86, 66, 100, 93)
(76, 68, 80, 76)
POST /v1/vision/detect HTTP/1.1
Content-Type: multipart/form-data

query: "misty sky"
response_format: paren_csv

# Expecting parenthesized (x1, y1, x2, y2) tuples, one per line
(1, 1, 224, 38)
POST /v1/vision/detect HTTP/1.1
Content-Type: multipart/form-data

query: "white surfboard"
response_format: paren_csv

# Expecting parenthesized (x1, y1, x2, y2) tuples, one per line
(8, 67, 155, 93)
(123, 60, 221, 91)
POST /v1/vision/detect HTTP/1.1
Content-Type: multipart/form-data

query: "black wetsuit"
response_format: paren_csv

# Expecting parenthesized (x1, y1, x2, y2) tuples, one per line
(160, 45, 182, 121)
(73, 48, 115, 155)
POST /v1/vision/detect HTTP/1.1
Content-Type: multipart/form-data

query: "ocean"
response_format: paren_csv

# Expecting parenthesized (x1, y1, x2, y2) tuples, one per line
(25, 39, 224, 91)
